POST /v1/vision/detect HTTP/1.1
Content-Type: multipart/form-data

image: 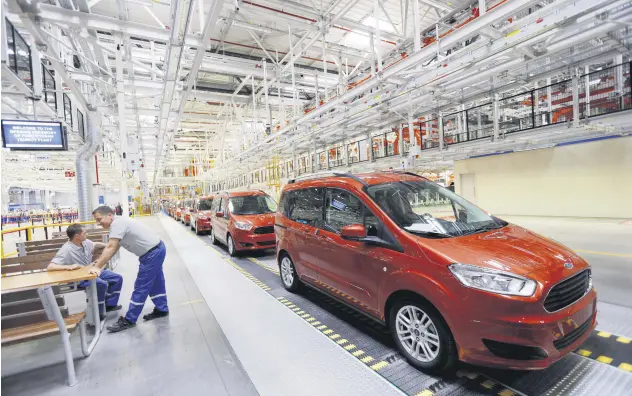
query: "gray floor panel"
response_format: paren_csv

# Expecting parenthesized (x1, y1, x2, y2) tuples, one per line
(1, 217, 258, 396)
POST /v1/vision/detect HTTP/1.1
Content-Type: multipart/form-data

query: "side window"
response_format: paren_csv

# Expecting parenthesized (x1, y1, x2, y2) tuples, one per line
(212, 197, 220, 211)
(287, 188, 324, 227)
(218, 197, 226, 213)
(278, 192, 287, 216)
(324, 188, 364, 233)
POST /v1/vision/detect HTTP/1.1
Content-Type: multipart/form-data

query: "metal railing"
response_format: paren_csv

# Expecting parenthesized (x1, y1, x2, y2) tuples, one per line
(4, 19, 33, 89)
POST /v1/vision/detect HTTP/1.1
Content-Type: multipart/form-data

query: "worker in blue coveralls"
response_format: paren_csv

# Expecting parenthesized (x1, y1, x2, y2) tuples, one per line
(90, 205, 169, 333)
(48, 223, 123, 321)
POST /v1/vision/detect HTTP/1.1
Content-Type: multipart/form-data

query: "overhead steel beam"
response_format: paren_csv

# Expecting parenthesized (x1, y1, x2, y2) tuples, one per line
(158, 0, 226, 180)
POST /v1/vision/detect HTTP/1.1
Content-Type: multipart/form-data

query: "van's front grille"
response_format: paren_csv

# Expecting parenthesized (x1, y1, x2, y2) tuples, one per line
(254, 226, 275, 234)
(544, 270, 591, 312)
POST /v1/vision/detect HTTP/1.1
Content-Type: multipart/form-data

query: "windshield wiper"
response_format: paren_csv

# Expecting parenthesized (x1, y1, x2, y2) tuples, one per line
(407, 230, 452, 238)
(460, 224, 505, 236)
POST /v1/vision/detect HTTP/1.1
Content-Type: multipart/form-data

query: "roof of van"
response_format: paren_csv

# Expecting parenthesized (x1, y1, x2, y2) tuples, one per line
(285, 171, 427, 189)
(221, 190, 268, 197)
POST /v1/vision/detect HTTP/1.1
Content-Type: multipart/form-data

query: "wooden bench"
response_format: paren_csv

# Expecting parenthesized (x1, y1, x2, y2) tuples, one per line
(1, 254, 72, 332)
(1, 267, 100, 386)
(1, 312, 85, 346)
(17, 232, 108, 257)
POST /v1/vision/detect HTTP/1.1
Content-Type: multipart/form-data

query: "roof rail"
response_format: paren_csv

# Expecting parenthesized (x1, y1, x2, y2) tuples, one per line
(288, 171, 368, 186)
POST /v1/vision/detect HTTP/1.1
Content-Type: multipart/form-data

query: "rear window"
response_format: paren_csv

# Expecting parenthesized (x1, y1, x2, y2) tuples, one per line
(198, 199, 213, 211)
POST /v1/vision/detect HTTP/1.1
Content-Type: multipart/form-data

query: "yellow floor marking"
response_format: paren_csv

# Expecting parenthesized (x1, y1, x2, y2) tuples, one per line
(481, 380, 495, 389)
(329, 334, 341, 340)
(344, 344, 356, 351)
(306, 317, 316, 322)
(360, 356, 374, 363)
(180, 299, 205, 305)
(498, 390, 515, 396)
(619, 363, 632, 372)
(317, 325, 327, 330)
(370, 361, 389, 371)
(415, 390, 434, 396)
(336, 339, 348, 345)
(300, 313, 310, 318)
(573, 249, 632, 258)
(296, 311, 305, 315)
(577, 349, 592, 357)
(311, 321, 321, 326)
(292, 307, 301, 312)
(323, 329, 333, 334)
(352, 350, 365, 357)
(617, 336, 631, 344)
(597, 331, 612, 338)
(287, 304, 296, 308)
(597, 356, 613, 364)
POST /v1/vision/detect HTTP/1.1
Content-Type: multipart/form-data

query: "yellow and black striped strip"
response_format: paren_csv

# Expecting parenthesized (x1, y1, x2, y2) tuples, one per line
(575, 330, 632, 372)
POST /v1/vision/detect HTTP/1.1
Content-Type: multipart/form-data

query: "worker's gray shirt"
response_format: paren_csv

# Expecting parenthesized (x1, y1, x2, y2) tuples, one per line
(51, 240, 94, 266)
(109, 216, 160, 257)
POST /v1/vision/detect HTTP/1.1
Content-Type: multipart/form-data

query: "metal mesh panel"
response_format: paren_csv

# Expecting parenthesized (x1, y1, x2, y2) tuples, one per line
(466, 103, 494, 140)
(499, 91, 535, 134)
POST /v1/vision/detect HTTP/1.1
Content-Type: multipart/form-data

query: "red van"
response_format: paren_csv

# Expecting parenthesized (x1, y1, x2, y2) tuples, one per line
(190, 195, 214, 234)
(210, 190, 277, 256)
(182, 198, 194, 225)
(275, 171, 596, 373)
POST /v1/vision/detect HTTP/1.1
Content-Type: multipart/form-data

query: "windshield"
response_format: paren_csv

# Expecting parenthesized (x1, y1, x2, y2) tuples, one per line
(229, 195, 277, 215)
(367, 179, 506, 238)
(198, 199, 213, 211)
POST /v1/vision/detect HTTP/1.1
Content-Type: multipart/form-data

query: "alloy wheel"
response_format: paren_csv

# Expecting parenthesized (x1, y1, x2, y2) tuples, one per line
(281, 257, 294, 287)
(228, 236, 235, 255)
(395, 305, 440, 363)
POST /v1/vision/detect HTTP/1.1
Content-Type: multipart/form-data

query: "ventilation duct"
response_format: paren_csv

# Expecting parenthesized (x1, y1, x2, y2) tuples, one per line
(75, 112, 102, 221)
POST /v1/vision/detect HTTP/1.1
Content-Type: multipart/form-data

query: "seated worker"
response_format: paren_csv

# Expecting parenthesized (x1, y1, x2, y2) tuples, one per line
(48, 224, 123, 320)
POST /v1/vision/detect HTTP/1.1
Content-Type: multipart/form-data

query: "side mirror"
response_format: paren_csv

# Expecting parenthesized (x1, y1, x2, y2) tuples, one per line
(215, 211, 224, 218)
(340, 224, 367, 240)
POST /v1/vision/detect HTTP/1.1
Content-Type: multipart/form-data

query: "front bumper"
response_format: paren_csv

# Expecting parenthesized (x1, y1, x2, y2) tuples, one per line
(453, 289, 597, 370)
(231, 229, 276, 251)
(197, 220, 211, 231)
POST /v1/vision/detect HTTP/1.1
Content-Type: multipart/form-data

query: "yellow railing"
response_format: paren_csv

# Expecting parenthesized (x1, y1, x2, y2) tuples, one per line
(1, 220, 97, 259)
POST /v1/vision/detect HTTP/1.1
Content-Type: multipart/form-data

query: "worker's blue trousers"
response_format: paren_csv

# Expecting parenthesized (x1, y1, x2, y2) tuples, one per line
(79, 270, 123, 316)
(125, 241, 168, 323)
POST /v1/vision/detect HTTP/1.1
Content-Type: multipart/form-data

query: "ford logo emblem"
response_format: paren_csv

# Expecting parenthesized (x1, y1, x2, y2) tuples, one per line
(564, 262, 574, 269)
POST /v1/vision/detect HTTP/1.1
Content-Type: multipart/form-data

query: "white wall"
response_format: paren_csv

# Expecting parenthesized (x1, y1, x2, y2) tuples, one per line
(453, 136, 632, 219)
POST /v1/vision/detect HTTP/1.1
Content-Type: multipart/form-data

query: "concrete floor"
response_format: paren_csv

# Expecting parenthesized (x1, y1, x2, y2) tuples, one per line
(2, 214, 630, 395)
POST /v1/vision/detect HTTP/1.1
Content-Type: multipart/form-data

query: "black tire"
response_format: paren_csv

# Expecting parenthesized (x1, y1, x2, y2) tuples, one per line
(227, 234, 238, 257)
(388, 298, 457, 374)
(278, 253, 302, 292)
(210, 227, 219, 245)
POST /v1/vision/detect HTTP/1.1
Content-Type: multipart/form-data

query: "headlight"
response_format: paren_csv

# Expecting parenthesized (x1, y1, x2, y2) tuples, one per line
(448, 264, 537, 297)
(235, 222, 253, 231)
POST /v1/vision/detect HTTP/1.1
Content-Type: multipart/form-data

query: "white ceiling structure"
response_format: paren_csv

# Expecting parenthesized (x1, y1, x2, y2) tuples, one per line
(1, 0, 631, 192)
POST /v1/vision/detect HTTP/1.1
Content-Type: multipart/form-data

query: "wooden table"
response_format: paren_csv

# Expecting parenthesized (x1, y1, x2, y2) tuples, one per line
(1, 267, 96, 293)
(2, 267, 102, 387)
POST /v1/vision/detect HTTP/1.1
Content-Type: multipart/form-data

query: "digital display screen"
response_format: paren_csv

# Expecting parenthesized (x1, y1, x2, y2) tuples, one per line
(1, 120, 67, 150)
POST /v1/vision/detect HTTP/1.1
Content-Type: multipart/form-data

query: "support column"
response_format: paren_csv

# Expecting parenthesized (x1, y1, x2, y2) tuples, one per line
(398, 123, 404, 158)
(572, 68, 580, 128)
(546, 77, 552, 124)
(584, 65, 591, 117)
(615, 54, 624, 108)
(438, 112, 445, 150)
(369, 33, 376, 75)
(413, 0, 421, 53)
(373, 0, 382, 72)
(263, 59, 271, 129)
(115, 35, 129, 217)
(289, 27, 297, 118)
(493, 93, 500, 140)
